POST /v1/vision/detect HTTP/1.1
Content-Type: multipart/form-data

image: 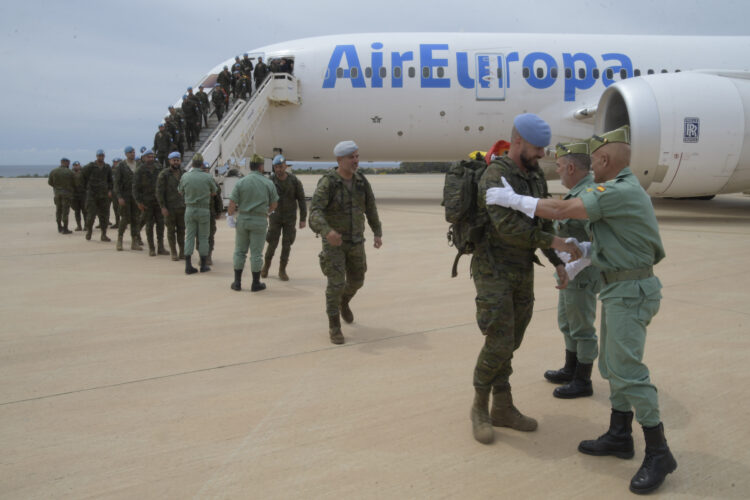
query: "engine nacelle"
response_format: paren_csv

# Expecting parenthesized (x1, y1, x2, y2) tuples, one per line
(594, 72, 750, 197)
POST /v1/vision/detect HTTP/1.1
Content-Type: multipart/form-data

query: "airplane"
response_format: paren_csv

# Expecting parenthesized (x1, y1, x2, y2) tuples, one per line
(184, 33, 750, 199)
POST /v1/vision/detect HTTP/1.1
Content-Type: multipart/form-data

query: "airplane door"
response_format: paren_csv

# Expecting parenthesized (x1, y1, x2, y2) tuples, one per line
(475, 53, 505, 101)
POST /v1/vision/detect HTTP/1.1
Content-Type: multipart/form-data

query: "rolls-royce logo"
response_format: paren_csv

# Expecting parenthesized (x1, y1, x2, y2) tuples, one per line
(684, 117, 699, 143)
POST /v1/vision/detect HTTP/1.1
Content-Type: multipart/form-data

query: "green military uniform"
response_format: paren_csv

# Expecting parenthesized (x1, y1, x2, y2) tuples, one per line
(211, 87, 226, 121)
(48, 163, 75, 232)
(153, 129, 172, 167)
(132, 161, 166, 254)
(112, 159, 140, 248)
(81, 160, 113, 238)
(264, 172, 307, 274)
(580, 166, 665, 427)
(230, 171, 278, 271)
(71, 166, 86, 230)
(157, 166, 186, 259)
(196, 89, 210, 127)
(110, 162, 121, 229)
(309, 168, 382, 318)
(474, 155, 562, 392)
(178, 168, 216, 258)
(206, 178, 222, 262)
(555, 172, 601, 364)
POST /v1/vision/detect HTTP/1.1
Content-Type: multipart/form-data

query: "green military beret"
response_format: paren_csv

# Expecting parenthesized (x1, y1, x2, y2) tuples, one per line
(555, 141, 589, 158)
(250, 154, 265, 165)
(589, 125, 630, 153)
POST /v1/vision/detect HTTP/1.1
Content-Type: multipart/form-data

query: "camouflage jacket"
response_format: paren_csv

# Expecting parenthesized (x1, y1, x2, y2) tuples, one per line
(153, 131, 172, 156)
(309, 168, 381, 244)
(196, 90, 209, 110)
(72, 170, 86, 198)
(211, 180, 223, 216)
(112, 160, 136, 200)
(270, 172, 307, 224)
(81, 161, 113, 199)
(132, 162, 161, 206)
(156, 167, 185, 211)
(48, 166, 75, 196)
(478, 155, 562, 268)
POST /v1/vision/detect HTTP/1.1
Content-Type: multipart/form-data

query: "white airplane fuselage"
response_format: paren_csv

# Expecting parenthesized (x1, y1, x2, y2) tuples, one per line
(201, 33, 750, 197)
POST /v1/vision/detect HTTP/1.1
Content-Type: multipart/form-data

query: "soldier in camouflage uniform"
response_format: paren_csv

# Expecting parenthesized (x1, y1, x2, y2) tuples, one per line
(217, 66, 232, 99)
(81, 150, 113, 242)
(153, 123, 172, 167)
(196, 85, 210, 127)
(468, 114, 581, 445)
(253, 57, 269, 90)
(211, 85, 227, 121)
(181, 93, 199, 150)
(71, 161, 86, 231)
(309, 141, 382, 345)
(110, 158, 121, 229)
(157, 152, 186, 261)
(113, 146, 143, 251)
(261, 155, 307, 281)
(133, 150, 168, 257)
(47, 157, 75, 234)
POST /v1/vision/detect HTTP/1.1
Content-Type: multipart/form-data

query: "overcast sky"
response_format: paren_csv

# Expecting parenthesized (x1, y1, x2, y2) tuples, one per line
(1, 0, 748, 165)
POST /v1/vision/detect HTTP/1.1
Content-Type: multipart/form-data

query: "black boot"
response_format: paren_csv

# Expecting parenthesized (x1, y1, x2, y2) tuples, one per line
(544, 349, 577, 383)
(250, 271, 266, 292)
(199, 255, 211, 272)
(57, 221, 63, 233)
(185, 256, 198, 275)
(230, 269, 243, 291)
(61, 223, 72, 234)
(579, 409, 635, 459)
(554, 362, 593, 398)
(340, 295, 354, 323)
(629, 423, 677, 494)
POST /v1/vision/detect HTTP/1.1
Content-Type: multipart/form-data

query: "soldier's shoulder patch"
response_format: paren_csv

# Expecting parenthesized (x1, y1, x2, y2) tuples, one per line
(585, 187, 594, 192)
(596, 185, 606, 192)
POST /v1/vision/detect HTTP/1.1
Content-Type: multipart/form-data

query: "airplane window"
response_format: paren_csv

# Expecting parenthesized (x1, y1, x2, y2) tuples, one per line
(634, 69, 641, 76)
(536, 67, 544, 78)
(606, 68, 613, 79)
(551, 67, 558, 78)
(593, 68, 600, 79)
(365, 67, 372, 78)
(675, 69, 681, 72)
(565, 68, 572, 79)
(620, 69, 627, 79)
(523, 67, 530, 78)
(578, 68, 586, 79)
(422, 67, 430, 78)
(336, 67, 343, 78)
(661, 69, 668, 73)
(437, 67, 445, 78)
(408, 67, 416, 78)
(380, 67, 387, 78)
(351, 67, 359, 78)
(647, 69, 654, 74)
(394, 67, 402, 78)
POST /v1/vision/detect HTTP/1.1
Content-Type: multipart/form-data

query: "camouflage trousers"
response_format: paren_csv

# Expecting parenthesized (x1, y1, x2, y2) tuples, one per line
(319, 240, 366, 317)
(71, 196, 86, 227)
(54, 193, 72, 227)
(164, 207, 186, 251)
(557, 265, 600, 364)
(140, 201, 165, 249)
(471, 254, 534, 392)
(111, 196, 120, 225)
(265, 219, 296, 263)
(85, 196, 110, 231)
(117, 197, 140, 239)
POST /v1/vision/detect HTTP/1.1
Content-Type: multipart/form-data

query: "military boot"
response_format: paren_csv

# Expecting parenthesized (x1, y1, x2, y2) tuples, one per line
(157, 242, 169, 256)
(169, 241, 178, 261)
(85, 226, 93, 240)
(178, 244, 185, 260)
(56, 221, 63, 233)
(470, 388, 494, 444)
(131, 239, 143, 251)
(554, 361, 593, 399)
(340, 295, 354, 324)
(278, 260, 289, 281)
(200, 255, 211, 273)
(578, 409, 635, 459)
(250, 271, 266, 291)
(490, 386, 537, 431)
(61, 224, 72, 234)
(328, 315, 344, 344)
(116, 235, 123, 251)
(205, 251, 212, 265)
(260, 257, 271, 278)
(544, 349, 577, 383)
(230, 269, 243, 291)
(629, 423, 677, 494)
(100, 229, 111, 242)
(185, 256, 198, 274)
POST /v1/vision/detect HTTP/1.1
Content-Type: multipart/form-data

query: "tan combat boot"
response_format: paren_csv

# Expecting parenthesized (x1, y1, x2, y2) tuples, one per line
(278, 260, 289, 281)
(260, 257, 271, 278)
(471, 388, 494, 444)
(329, 315, 344, 345)
(490, 386, 538, 431)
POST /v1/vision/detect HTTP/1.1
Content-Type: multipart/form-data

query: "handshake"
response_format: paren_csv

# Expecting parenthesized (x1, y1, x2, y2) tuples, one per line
(556, 237, 592, 281)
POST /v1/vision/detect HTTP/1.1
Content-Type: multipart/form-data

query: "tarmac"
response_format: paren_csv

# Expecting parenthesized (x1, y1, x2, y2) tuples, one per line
(1, 174, 749, 499)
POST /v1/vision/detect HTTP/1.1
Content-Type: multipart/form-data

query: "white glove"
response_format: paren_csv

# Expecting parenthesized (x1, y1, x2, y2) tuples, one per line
(565, 237, 592, 259)
(485, 177, 538, 218)
(555, 250, 572, 264)
(565, 256, 591, 281)
(227, 214, 236, 228)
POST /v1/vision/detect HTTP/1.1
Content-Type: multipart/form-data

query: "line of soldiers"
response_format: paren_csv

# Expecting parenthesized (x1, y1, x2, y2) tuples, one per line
(151, 85, 211, 166)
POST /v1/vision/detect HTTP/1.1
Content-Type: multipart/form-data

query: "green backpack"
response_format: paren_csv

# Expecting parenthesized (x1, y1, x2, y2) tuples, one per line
(442, 157, 489, 277)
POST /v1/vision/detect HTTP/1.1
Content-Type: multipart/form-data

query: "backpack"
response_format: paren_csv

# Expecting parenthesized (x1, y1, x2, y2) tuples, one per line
(442, 157, 489, 277)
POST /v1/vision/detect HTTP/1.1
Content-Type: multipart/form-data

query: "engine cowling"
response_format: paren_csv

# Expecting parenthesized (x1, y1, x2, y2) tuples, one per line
(594, 72, 750, 197)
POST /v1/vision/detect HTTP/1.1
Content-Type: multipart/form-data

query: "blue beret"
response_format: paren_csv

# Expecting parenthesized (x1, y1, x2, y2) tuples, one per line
(182, 94, 187, 99)
(96, 149, 105, 156)
(203, 162, 210, 168)
(168, 105, 174, 109)
(272, 154, 285, 165)
(124, 146, 134, 153)
(72, 161, 80, 166)
(61, 157, 70, 162)
(243, 53, 248, 56)
(168, 151, 181, 159)
(159, 123, 165, 128)
(140, 146, 147, 153)
(187, 86, 192, 91)
(333, 140, 358, 157)
(513, 113, 551, 147)
(142, 149, 154, 156)
(113, 157, 122, 162)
